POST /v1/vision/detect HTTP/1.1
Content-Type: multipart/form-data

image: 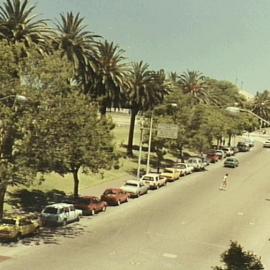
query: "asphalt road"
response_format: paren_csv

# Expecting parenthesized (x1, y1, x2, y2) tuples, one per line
(1, 139, 270, 270)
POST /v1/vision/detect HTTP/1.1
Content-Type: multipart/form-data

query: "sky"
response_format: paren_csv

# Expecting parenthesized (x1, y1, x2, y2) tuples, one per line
(3, 0, 270, 94)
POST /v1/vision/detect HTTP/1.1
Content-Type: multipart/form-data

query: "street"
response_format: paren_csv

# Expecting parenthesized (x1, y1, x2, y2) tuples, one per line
(1, 139, 270, 269)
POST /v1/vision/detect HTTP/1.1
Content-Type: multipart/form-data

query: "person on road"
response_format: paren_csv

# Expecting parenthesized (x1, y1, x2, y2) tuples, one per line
(219, 173, 229, 190)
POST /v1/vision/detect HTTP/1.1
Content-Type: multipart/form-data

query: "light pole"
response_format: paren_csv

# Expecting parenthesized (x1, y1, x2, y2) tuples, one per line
(226, 106, 270, 126)
(146, 111, 154, 174)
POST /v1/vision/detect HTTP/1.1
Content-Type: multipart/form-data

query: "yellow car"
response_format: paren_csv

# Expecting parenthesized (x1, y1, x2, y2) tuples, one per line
(0, 215, 41, 241)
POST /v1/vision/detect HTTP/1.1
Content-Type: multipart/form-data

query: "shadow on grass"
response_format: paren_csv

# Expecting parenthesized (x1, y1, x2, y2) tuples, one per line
(7, 189, 68, 213)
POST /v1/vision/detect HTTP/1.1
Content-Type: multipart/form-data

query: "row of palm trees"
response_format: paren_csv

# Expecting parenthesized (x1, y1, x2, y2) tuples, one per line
(2, 0, 264, 156)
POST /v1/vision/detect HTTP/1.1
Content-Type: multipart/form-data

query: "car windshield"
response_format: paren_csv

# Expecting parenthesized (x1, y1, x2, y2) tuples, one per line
(177, 164, 186, 169)
(104, 190, 118, 195)
(76, 198, 93, 204)
(43, 207, 58, 214)
(142, 176, 153, 181)
(226, 159, 235, 162)
(125, 183, 138, 187)
(1, 219, 16, 225)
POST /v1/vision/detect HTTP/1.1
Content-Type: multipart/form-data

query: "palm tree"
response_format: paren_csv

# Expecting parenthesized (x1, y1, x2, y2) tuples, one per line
(93, 40, 130, 115)
(178, 70, 209, 104)
(252, 90, 270, 125)
(126, 62, 170, 156)
(0, 0, 51, 54)
(53, 12, 100, 87)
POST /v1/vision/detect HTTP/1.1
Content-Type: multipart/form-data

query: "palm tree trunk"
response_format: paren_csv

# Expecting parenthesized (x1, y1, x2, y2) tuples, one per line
(72, 168, 80, 198)
(0, 186, 7, 219)
(127, 108, 138, 157)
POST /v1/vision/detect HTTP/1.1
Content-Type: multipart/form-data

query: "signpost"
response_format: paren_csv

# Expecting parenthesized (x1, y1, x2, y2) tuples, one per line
(157, 124, 178, 139)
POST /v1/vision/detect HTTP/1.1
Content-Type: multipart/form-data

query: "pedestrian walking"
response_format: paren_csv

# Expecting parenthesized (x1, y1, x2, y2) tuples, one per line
(219, 173, 229, 190)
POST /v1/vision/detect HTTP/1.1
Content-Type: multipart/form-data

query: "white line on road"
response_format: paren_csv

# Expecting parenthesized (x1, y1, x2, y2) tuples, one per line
(163, 253, 178, 259)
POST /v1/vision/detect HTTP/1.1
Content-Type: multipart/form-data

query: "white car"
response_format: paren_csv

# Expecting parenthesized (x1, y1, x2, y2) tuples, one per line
(187, 158, 205, 171)
(120, 180, 148, 197)
(263, 139, 270, 148)
(174, 163, 193, 175)
(41, 203, 82, 226)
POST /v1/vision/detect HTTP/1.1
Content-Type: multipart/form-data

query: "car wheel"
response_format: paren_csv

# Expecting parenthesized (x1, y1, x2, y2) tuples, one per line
(117, 200, 121, 206)
(125, 197, 129, 203)
(76, 216, 80, 222)
(91, 209, 95, 215)
(102, 206, 106, 212)
(137, 193, 140, 198)
(62, 219, 67, 226)
(145, 189, 148, 194)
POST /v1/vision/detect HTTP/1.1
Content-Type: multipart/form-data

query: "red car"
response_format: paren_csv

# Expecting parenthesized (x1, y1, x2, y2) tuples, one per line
(101, 188, 129, 206)
(74, 196, 107, 215)
(206, 151, 219, 163)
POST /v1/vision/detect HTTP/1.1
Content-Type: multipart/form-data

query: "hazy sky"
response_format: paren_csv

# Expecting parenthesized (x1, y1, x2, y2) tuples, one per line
(4, 0, 270, 94)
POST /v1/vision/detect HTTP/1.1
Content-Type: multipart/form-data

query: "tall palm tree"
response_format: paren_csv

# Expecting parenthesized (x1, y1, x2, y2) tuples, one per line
(178, 70, 209, 104)
(126, 62, 170, 156)
(53, 12, 100, 87)
(93, 40, 130, 115)
(0, 0, 51, 54)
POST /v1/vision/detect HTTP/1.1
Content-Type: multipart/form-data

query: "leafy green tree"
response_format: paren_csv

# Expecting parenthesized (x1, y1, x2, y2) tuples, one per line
(53, 12, 100, 87)
(92, 40, 130, 115)
(213, 241, 264, 270)
(32, 91, 116, 198)
(0, 0, 51, 54)
(126, 62, 169, 156)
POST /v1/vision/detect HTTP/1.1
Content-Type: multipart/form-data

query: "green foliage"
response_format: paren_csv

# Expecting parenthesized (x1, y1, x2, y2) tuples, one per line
(213, 241, 264, 270)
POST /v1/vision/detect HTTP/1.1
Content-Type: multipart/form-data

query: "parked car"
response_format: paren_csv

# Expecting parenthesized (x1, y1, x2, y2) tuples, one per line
(232, 146, 239, 154)
(237, 142, 250, 152)
(215, 150, 225, 159)
(0, 215, 41, 241)
(73, 196, 107, 215)
(140, 173, 167, 189)
(224, 157, 239, 168)
(101, 188, 129, 205)
(160, 168, 181, 181)
(244, 138, 255, 147)
(221, 146, 234, 157)
(120, 180, 148, 197)
(187, 157, 205, 171)
(263, 139, 270, 148)
(206, 151, 219, 163)
(41, 203, 82, 226)
(174, 162, 193, 175)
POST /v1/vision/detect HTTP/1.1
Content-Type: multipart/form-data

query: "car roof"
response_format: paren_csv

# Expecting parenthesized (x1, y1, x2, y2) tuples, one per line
(142, 173, 159, 177)
(79, 196, 98, 200)
(125, 180, 140, 184)
(45, 203, 73, 208)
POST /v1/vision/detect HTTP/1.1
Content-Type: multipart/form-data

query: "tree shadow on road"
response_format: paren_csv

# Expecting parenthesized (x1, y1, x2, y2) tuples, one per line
(0, 219, 91, 247)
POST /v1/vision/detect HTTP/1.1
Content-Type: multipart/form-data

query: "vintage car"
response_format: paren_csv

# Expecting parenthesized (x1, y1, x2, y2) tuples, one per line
(73, 196, 107, 215)
(160, 168, 181, 181)
(120, 180, 148, 198)
(41, 203, 82, 226)
(0, 215, 41, 241)
(101, 188, 129, 206)
(224, 157, 239, 168)
(140, 173, 167, 189)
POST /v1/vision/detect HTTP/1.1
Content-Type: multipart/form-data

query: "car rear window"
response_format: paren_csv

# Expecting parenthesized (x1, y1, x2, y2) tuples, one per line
(125, 183, 138, 187)
(1, 219, 16, 225)
(142, 176, 153, 181)
(43, 207, 58, 214)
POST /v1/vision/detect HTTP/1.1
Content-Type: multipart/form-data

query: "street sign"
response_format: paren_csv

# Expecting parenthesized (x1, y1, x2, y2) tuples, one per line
(157, 124, 178, 139)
